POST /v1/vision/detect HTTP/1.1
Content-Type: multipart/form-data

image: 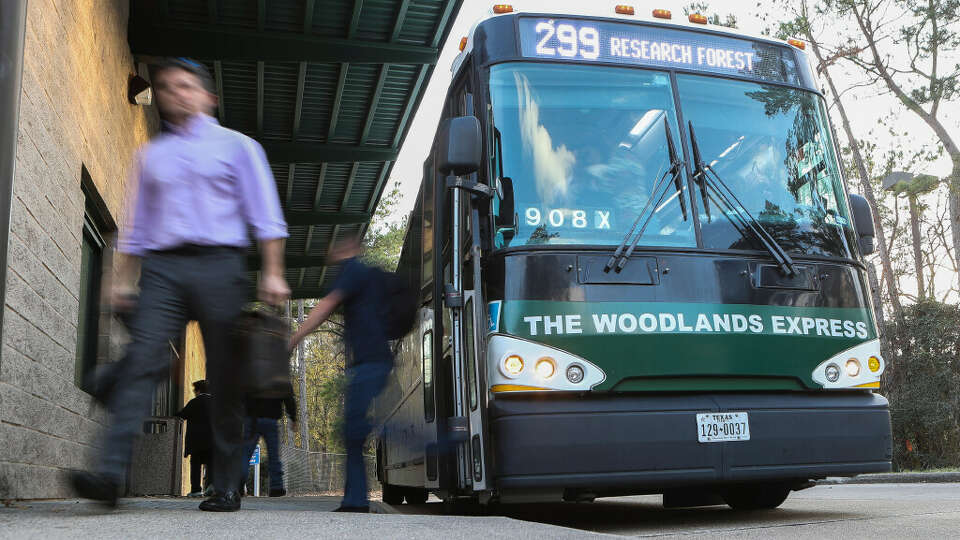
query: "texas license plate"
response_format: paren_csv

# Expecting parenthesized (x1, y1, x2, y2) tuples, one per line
(696, 412, 750, 442)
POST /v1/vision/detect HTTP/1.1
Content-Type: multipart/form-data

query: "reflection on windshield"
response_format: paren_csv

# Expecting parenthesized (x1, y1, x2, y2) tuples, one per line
(490, 63, 694, 248)
(515, 72, 575, 206)
(678, 75, 855, 258)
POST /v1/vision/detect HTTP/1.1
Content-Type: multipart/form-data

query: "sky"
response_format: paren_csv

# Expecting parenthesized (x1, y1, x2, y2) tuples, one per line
(382, 0, 959, 297)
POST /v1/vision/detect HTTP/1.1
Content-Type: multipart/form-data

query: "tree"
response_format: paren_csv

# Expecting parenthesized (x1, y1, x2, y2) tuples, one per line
(833, 0, 960, 290)
(767, 0, 905, 325)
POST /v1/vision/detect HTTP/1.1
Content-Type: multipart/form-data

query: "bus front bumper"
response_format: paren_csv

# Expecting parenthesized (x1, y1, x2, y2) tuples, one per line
(489, 392, 892, 491)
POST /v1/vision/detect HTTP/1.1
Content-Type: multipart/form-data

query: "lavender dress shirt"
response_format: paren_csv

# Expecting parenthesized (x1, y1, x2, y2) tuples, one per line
(118, 114, 288, 257)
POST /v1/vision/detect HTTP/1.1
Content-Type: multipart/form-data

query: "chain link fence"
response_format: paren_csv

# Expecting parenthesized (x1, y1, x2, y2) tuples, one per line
(278, 444, 380, 496)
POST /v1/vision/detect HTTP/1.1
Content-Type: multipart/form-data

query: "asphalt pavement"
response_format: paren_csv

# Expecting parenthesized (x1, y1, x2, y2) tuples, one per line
(2, 483, 959, 538)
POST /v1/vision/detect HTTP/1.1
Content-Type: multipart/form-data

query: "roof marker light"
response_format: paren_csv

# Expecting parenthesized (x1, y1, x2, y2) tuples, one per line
(615, 5, 635, 15)
(787, 38, 806, 50)
(492, 4, 513, 14)
(652, 9, 672, 19)
(688, 13, 709, 24)
(459, 36, 468, 51)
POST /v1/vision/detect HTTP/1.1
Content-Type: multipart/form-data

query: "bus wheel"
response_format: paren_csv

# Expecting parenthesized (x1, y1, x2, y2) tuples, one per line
(404, 488, 429, 505)
(721, 483, 790, 511)
(382, 482, 405, 505)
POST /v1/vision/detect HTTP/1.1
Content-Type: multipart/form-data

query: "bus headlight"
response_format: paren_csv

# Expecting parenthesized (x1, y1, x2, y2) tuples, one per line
(501, 354, 524, 378)
(535, 357, 556, 379)
(845, 358, 861, 377)
(488, 335, 605, 392)
(825, 364, 840, 382)
(812, 339, 883, 389)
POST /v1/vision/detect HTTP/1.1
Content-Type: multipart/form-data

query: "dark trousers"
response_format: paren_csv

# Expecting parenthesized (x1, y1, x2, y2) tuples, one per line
(342, 362, 391, 508)
(189, 452, 212, 493)
(100, 248, 248, 493)
(241, 417, 283, 490)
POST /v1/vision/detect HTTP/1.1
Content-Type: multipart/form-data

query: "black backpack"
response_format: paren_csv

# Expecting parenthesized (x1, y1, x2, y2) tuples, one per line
(378, 269, 418, 340)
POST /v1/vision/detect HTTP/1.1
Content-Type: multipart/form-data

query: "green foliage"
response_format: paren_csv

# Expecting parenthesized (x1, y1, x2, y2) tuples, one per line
(883, 301, 960, 470)
(362, 185, 408, 271)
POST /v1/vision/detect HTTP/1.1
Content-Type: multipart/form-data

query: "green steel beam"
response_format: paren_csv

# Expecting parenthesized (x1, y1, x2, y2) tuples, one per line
(349, 0, 364, 40)
(360, 64, 389, 144)
(259, 141, 397, 162)
(391, 64, 429, 147)
(129, 25, 439, 64)
(390, 0, 412, 42)
(284, 210, 370, 226)
(432, 0, 459, 48)
(303, 0, 316, 33)
(285, 164, 296, 205)
(292, 61, 306, 138)
(316, 224, 341, 288)
(311, 163, 329, 210)
(327, 63, 348, 140)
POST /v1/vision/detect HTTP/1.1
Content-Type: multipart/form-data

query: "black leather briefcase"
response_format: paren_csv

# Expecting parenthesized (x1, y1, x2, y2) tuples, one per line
(234, 308, 293, 399)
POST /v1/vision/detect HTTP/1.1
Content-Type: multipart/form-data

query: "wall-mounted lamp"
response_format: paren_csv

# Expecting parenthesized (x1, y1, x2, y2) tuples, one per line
(128, 74, 152, 106)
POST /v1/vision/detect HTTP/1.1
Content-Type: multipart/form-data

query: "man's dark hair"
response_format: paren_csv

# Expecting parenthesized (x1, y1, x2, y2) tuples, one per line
(152, 57, 216, 95)
(193, 380, 209, 394)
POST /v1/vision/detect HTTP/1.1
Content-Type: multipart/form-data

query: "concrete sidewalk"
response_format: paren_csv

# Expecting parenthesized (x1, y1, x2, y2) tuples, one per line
(819, 471, 960, 484)
(0, 496, 605, 539)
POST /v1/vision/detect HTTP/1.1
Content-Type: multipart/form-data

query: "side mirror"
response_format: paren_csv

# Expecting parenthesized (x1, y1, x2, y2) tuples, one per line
(495, 176, 515, 228)
(437, 116, 482, 176)
(848, 193, 875, 256)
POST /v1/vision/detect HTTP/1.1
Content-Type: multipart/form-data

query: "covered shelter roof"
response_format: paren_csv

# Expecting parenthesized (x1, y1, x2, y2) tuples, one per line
(128, 0, 462, 298)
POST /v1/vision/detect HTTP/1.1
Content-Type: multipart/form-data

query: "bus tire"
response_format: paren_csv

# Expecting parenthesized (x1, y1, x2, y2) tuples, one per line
(404, 487, 429, 505)
(382, 482, 405, 505)
(721, 484, 791, 511)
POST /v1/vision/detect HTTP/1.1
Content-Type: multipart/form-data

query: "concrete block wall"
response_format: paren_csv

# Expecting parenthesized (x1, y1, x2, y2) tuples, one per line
(1, 0, 157, 499)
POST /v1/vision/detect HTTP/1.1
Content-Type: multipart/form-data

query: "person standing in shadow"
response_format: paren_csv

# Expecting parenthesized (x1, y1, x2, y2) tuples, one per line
(176, 380, 215, 497)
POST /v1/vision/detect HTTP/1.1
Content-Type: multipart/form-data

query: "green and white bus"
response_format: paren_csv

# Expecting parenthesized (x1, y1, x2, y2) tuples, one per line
(373, 4, 891, 511)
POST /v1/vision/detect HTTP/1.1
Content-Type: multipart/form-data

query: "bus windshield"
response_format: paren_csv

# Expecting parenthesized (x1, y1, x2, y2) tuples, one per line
(490, 62, 693, 248)
(489, 63, 855, 258)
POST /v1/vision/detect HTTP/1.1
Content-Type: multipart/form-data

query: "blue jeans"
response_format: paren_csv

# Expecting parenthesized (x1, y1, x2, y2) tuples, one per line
(342, 362, 391, 508)
(241, 417, 283, 491)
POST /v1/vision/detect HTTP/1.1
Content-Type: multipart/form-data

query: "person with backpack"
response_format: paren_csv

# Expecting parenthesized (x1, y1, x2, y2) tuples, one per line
(288, 236, 413, 512)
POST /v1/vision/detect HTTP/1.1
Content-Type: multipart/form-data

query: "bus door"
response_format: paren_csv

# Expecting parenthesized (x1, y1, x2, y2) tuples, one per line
(445, 180, 491, 493)
(443, 94, 491, 494)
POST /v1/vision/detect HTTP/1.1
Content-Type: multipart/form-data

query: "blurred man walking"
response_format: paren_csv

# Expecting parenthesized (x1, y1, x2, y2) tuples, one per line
(289, 238, 392, 513)
(70, 58, 290, 512)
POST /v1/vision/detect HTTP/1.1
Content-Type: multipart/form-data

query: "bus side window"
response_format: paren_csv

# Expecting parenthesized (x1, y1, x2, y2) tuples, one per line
(423, 330, 434, 422)
(422, 158, 434, 294)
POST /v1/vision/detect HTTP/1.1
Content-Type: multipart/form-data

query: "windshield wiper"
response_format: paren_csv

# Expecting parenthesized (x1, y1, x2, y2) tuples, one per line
(688, 121, 796, 276)
(605, 118, 686, 273)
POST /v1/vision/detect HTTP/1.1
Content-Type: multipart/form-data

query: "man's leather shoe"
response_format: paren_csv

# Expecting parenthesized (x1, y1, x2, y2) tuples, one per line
(332, 505, 369, 513)
(269, 488, 286, 497)
(69, 471, 118, 507)
(199, 490, 241, 512)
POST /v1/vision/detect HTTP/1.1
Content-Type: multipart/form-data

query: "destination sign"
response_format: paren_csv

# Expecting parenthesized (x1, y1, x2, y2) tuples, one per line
(518, 18, 801, 86)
